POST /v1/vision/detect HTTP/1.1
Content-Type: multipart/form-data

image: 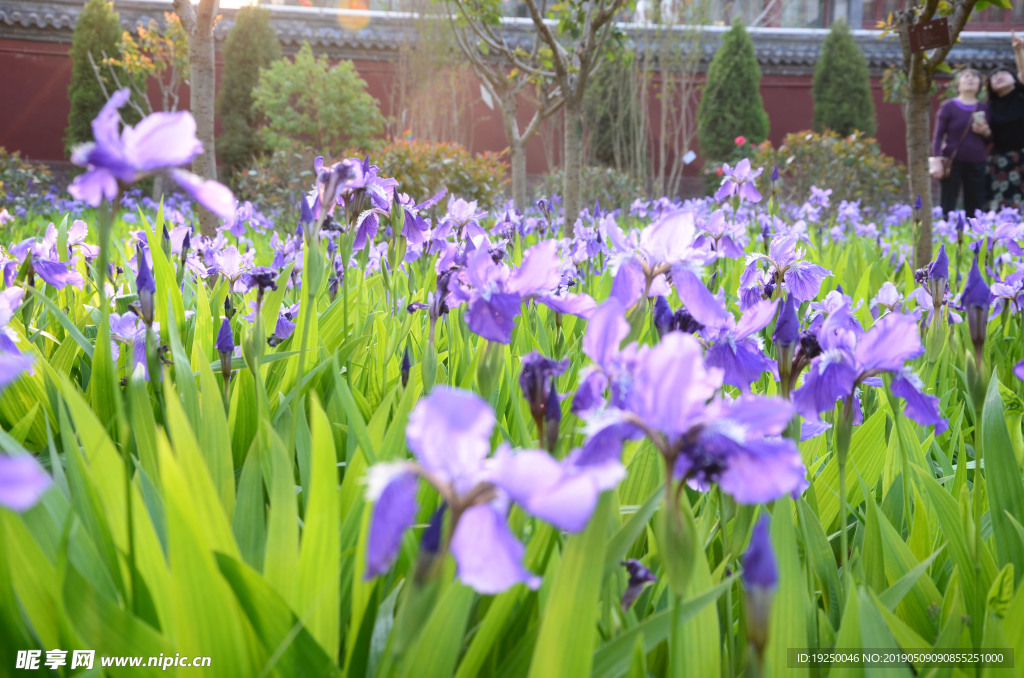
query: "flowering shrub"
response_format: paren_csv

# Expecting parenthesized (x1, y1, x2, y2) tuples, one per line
(748, 129, 906, 210)
(364, 139, 508, 209)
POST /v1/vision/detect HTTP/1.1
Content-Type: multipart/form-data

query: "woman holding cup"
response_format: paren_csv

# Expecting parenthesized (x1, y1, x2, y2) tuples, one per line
(930, 68, 991, 217)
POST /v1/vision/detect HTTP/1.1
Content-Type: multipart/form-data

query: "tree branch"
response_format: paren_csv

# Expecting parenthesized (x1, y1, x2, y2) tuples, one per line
(172, 0, 197, 34)
(927, 0, 978, 75)
(520, 0, 570, 84)
(519, 91, 564, 141)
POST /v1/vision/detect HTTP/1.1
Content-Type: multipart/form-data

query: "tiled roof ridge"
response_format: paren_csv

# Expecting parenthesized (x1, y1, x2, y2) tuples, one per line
(0, 0, 1017, 73)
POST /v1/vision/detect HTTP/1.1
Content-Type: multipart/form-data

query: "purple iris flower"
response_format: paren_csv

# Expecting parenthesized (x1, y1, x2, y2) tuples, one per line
(809, 185, 832, 209)
(926, 244, 949, 301)
(7, 237, 87, 291)
(652, 295, 709, 339)
(32, 258, 87, 290)
(1015, 359, 1024, 382)
(577, 302, 808, 503)
(739, 234, 832, 309)
(791, 304, 946, 434)
(135, 244, 156, 326)
(693, 209, 747, 260)
(869, 282, 904, 318)
(620, 559, 657, 611)
(742, 514, 777, 655)
(220, 200, 269, 239)
(68, 89, 234, 219)
(0, 455, 52, 512)
(805, 288, 863, 335)
(394, 192, 433, 247)
(519, 351, 569, 435)
(443, 197, 488, 240)
(0, 287, 25, 355)
(311, 156, 363, 223)
(989, 275, 1024, 317)
(610, 257, 646, 310)
(108, 313, 157, 378)
(67, 219, 99, 259)
(773, 294, 832, 401)
(212, 245, 254, 292)
(216, 317, 234, 356)
(353, 210, 381, 252)
(661, 261, 777, 391)
(216, 316, 234, 385)
(267, 311, 297, 347)
(773, 294, 799, 349)
(698, 297, 779, 393)
(346, 159, 399, 213)
(714, 158, 763, 203)
(238, 266, 278, 298)
(605, 210, 712, 300)
(365, 387, 622, 593)
(742, 515, 777, 590)
(909, 247, 960, 326)
(457, 241, 594, 344)
(961, 257, 991, 360)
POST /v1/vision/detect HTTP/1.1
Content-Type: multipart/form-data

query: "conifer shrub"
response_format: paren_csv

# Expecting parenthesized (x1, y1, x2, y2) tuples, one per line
(696, 18, 769, 163)
(812, 19, 876, 137)
(217, 6, 281, 176)
(747, 130, 904, 209)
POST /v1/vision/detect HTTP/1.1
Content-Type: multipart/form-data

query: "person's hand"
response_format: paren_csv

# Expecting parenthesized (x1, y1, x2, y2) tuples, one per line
(972, 119, 991, 137)
(1013, 30, 1023, 51)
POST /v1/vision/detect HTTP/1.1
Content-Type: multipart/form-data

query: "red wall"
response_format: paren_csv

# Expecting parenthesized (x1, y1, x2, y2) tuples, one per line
(759, 74, 908, 161)
(1, 40, 74, 160)
(0, 38, 913, 182)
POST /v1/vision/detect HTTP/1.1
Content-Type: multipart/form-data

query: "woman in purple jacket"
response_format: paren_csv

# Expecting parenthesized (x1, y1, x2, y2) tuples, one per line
(931, 68, 991, 217)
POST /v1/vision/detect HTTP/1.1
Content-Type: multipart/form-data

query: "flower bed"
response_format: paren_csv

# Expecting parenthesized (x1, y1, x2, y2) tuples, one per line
(1, 91, 1023, 676)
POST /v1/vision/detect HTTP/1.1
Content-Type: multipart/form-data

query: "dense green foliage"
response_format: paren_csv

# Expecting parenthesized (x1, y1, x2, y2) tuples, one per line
(812, 20, 876, 137)
(3, 192, 1024, 675)
(65, 0, 139, 152)
(748, 130, 905, 209)
(234, 138, 508, 220)
(0, 148, 51, 209)
(535, 164, 645, 211)
(217, 6, 281, 176)
(368, 139, 508, 210)
(696, 18, 769, 163)
(233, 138, 318, 221)
(251, 42, 384, 158)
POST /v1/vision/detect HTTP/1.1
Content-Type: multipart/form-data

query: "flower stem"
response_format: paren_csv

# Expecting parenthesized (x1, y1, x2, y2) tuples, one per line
(836, 398, 854, 583)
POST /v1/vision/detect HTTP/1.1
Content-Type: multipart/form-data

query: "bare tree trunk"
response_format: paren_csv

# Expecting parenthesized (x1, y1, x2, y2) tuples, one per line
(908, 69, 933, 268)
(500, 94, 528, 210)
(152, 173, 166, 204)
(562, 96, 584, 235)
(509, 140, 528, 211)
(176, 0, 220, 236)
(891, 0, 979, 268)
